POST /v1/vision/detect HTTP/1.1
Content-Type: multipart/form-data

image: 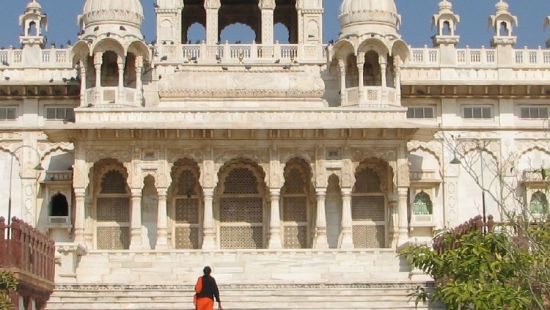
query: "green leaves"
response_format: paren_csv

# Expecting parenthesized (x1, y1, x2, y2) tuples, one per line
(400, 230, 536, 309)
(0, 271, 18, 310)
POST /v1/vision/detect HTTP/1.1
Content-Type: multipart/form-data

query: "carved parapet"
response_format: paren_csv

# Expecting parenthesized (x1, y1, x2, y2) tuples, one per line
(56, 243, 87, 282)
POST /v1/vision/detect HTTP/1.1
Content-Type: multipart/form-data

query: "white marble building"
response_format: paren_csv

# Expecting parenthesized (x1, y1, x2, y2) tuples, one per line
(1, 0, 549, 308)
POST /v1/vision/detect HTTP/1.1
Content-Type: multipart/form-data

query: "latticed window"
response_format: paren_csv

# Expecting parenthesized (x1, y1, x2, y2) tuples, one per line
(530, 191, 549, 214)
(96, 170, 130, 250)
(220, 167, 264, 249)
(412, 191, 433, 215)
(352, 167, 386, 248)
(173, 169, 201, 249)
(282, 166, 310, 249)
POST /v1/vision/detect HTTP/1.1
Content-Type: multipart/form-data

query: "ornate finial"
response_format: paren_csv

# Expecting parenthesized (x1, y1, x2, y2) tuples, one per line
(490, 0, 517, 46)
(433, 0, 460, 46)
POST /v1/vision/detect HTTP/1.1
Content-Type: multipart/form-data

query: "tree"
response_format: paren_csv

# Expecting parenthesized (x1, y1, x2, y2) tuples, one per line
(401, 135, 550, 309)
(0, 271, 17, 310)
(401, 228, 537, 309)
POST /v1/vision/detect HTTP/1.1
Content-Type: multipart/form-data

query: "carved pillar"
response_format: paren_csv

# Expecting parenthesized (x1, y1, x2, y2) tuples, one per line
(394, 56, 401, 102)
(205, 1, 220, 45)
(129, 188, 143, 250)
(268, 189, 282, 249)
(94, 52, 103, 102)
(156, 188, 169, 250)
(338, 58, 347, 106)
(389, 195, 399, 248)
(74, 188, 86, 244)
(379, 56, 387, 88)
(135, 56, 143, 107)
(260, 3, 275, 45)
(79, 59, 87, 107)
(202, 188, 216, 250)
(117, 56, 125, 104)
(94, 52, 102, 87)
(313, 188, 329, 249)
(338, 187, 354, 249)
(397, 187, 409, 246)
(357, 52, 365, 102)
(397, 142, 410, 246)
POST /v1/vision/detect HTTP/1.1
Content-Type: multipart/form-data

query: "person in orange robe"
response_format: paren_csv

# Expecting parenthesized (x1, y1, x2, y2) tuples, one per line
(194, 266, 222, 310)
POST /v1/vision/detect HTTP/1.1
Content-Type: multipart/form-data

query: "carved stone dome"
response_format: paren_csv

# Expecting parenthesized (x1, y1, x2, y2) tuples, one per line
(339, 0, 401, 37)
(81, 0, 144, 29)
(26, 0, 42, 11)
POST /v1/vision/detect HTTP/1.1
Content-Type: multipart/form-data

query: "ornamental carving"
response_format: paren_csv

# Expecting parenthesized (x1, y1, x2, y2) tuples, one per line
(407, 140, 443, 168)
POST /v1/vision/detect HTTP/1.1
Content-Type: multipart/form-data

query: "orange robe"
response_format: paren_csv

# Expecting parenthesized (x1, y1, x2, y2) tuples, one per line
(195, 277, 214, 310)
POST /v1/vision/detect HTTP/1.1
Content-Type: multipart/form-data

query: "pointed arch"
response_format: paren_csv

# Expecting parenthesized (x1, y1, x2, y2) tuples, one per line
(169, 158, 202, 249)
(215, 158, 267, 249)
(281, 157, 314, 248)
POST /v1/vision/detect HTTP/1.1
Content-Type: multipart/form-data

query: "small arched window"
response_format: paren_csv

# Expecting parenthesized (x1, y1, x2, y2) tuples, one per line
(442, 21, 451, 36)
(530, 191, 548, 214)
(28, 21, 38, 36)
(50, 193, 69, 217)
(412, 191, 433, 215)
(499, 22, 509, 36)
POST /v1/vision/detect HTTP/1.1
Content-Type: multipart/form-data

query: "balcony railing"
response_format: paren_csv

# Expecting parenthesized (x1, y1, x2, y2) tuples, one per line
(85, 87, 138, 106)
(158, 43, 324, 64)
(0, 217, 55, 283)
(0, 48, 71, 68)
(407, 46, 550, 68)
(344, 87, 398, 108)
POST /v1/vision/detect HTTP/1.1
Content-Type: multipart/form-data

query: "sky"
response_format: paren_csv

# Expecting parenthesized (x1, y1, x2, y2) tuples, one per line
(0, 0, 548, 48)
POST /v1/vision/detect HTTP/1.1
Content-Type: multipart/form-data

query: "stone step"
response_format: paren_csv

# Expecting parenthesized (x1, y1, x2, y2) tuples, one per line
(47, 284, 443, 310)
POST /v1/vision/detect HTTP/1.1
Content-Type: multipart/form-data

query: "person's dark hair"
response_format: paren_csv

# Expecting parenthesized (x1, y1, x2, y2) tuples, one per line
(203, 266, 212, 276)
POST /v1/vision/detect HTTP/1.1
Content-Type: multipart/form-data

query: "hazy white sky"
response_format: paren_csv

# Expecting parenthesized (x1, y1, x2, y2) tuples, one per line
(0, 0, 548, 48)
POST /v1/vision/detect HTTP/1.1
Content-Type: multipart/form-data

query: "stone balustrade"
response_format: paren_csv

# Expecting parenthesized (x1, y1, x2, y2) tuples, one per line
(407, 46, 550, 68)
(0, 48, 71, 68)
(345, 87, 399, 108)
(157, 43, 326, 64)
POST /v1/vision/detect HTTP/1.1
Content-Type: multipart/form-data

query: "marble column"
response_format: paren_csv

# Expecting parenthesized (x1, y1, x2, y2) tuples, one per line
(338, 58, 347, 106)
(394, 56, 402, 102)
(380, 57, 387, 88)
(74, 188, 86, 244)
(357, 52, 365, 103)
(205, 4, 220, 45)
(117, 56, 125, 104)
(261, 8, 274, 45)
(79, 60, 87, 107)
(398, 187, 409, 246)
(94, 52, 102, 103)
(268, 189, 282, 249)
(156, 188, 169, 250)
(313, 188, 329, 249)
(338, 187, 354, 249)
(129, 189, 143, 250)
(135, 56, 143, 107)
(202, 188, 216, 250)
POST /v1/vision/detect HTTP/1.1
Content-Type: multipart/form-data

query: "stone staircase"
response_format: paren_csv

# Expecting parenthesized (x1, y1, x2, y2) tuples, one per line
(47, 249, 443, 309)
(47, 283, 443, 310)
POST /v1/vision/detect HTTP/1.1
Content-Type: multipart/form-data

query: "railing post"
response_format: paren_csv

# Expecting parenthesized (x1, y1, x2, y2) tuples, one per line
(0, 217, 5, 266)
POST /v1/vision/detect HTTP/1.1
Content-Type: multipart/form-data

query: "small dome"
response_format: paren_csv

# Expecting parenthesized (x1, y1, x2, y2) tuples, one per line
(26, 0, 42, 11)
(439, 0, 452, 11)
(339, 0, 400, 37)
(81, 0, 144, 28)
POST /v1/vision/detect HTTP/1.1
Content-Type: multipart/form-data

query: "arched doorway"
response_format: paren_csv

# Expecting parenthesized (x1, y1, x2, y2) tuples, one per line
(94, 161, 130, 250)
(281, 158, 313, 248)
(170, 159, 202, 249)
(216, 160, 267, 249)
(352, 159, 391, 248)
